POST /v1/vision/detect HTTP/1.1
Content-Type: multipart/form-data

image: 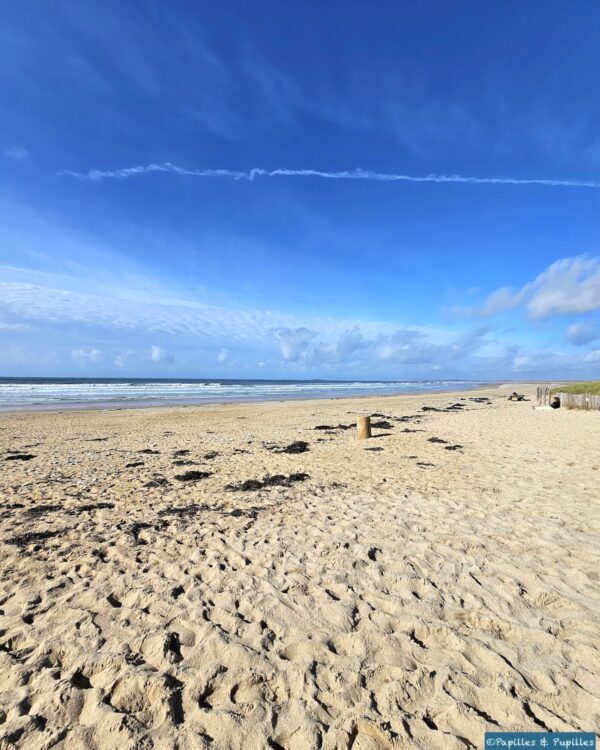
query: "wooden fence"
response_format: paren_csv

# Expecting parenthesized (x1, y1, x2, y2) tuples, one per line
(557, 392, 600, 411)
(536, 385, 600, 411)
(536, 385, 554, 405)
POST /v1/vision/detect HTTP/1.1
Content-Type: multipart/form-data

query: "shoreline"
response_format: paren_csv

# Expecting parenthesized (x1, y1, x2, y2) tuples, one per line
(0, 381, 499, 415)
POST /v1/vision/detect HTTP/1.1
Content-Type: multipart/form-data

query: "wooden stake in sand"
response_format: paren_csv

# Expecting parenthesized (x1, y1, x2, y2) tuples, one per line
(357, 415, 372, 440)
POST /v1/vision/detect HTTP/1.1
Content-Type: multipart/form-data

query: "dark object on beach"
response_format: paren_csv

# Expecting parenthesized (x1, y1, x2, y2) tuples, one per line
(7, 530, 61, 548)
(139, 448, 160, 455)
(270, 441, 310, 454)
(470, 397, 491, 403)
(365, 446, 384, 451)
(10, 502, 114, 518)
(421, 406, 443, 412)
(508, 392, 528, 402)
(129, 522, 152, 540)
(26, 504, 62, 517)
(550, 395, 561, 409)
(5, 453, 36, 461)
(174, 470, 212, 482)
(227, 507, 260, 519)
(86, 437, 109, 442)
(314, 423, 353, 431)
(428, 437, 448, 444)
(396, 415, 421, 422)
(226, 473, 310, 492)
(77, 502, 115, 512)
(446, 403, 465, 410)
(371, 420, 394, 430)
(159, 504, 260, 520)
(172, 459, 196, 466)
(401, 428, 424, 433)
(233, 448, 250, 454)
(164, 632, 183, 663)
(173, 449, 190, 456)
(204, 451, 219, 459)
(144, 476, 170, 488)
(268, 472, 309, 486)
(227, 478, 262, 491)
(445, 444, 463, 451)
(159, 503, 209, 517)
(416, 461, 435, 468)
(126, 461, 144, 468)
(0, 503, 25, 517)
(129, 520, 168, 541)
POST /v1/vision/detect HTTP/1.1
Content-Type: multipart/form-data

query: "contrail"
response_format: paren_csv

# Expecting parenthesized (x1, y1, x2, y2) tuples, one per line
(57, 162, 600, 188)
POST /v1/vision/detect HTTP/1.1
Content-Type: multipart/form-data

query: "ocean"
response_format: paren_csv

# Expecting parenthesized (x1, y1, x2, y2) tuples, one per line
(0, 377, 483, 411)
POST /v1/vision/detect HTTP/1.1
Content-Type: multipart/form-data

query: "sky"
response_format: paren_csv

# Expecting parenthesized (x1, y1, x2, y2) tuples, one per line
(1, 1, 600, 380)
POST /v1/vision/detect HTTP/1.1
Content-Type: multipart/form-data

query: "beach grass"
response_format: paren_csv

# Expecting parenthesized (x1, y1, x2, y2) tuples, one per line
(553, 380, 600, 395)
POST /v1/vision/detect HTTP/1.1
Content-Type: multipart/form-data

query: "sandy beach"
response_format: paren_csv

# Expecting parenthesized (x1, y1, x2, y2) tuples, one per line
(0, 384, 598, 749)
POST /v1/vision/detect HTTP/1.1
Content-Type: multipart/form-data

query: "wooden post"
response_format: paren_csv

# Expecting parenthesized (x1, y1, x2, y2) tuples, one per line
(357, 415, 371, 440)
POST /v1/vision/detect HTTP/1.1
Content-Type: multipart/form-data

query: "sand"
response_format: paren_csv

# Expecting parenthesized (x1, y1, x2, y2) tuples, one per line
(0, 385, 598, 749)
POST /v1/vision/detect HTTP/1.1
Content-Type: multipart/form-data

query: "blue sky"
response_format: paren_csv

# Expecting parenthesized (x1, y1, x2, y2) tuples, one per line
(2, 1, 600, 379)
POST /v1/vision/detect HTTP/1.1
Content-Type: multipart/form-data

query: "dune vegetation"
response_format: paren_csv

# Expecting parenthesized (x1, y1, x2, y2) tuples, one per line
(554, 380, 600, 395)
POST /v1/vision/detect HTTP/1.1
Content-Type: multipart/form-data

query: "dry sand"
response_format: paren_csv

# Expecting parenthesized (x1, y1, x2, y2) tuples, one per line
(0, 385, 598, 749)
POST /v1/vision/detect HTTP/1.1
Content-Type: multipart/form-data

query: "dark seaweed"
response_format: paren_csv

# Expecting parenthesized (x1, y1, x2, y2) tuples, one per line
(26, 505, 62, 517)
(314, 424, 353, 431)
(6, 530, 62, 548)
(144, 476, 170, 488)
(226, 473, 310, 492)
(174, 471, 212, 482)
(269, 441, 310, 454)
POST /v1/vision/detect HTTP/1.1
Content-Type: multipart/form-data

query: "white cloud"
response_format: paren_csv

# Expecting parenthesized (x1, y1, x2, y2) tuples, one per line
(1, 265, 599, 378)
(4, 146, 28, 160)
(273, 327, 317, 361)
(566, 320, 600, 346)
(58, 162, 600, 189)
(478, 286, 524, 316)
(72, 348, 102, 364)
(150, 345, 174, 364)
(526, 256, 600, 318)
(0, 269, 452, 346)
(114, 350, 134, 368)
(0, 321, 30, 331)
(463, 255, 600, 319)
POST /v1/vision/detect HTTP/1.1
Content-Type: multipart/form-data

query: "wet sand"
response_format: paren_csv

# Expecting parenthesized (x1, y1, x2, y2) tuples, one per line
(0, 385, 599, 748)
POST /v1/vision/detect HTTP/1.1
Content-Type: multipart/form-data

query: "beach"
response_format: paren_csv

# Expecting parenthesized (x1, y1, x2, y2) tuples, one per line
(0, 384, 598, 748)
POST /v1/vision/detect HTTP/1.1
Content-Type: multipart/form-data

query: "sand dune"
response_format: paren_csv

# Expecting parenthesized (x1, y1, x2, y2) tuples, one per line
(0, 386, 599, 748)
